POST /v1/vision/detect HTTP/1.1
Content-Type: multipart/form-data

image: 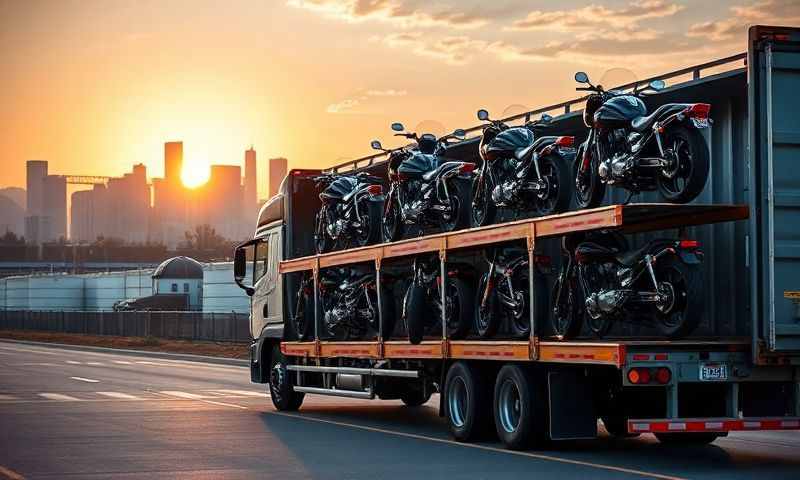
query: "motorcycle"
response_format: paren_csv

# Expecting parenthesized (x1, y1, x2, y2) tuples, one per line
(293, 267, 394, 341)
(572, 71, 711, 207)
(403, 255, 474, 344)
(550, 231, 704, 340)
(472, 109, 574, 227)
(475, 246, 549, 339)
(313, 172, 384, 253)
(372, 123, 475, 242)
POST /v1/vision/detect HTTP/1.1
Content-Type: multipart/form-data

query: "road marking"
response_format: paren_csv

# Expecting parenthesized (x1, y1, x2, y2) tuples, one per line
(0, 346, 57, 355)
(0, 464, 26, 480)
(136, 361, 173, 366)
(0, 394, 18, 401)
(113, 360, 133, 365)
(70, 377, 100, 383)
(200, 399, 248, 409)
(65, 360, 81, 365)
(211, 389, 264, 397)
(11, 363, 58, 367)
(269, 412, 687, 480)
(38, 393, 81, 401)
(159, 391, 209, 399)
(95, 391, 141, 400)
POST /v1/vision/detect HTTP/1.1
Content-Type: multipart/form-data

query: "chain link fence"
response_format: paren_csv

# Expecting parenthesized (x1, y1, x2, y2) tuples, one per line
(0, 310, 250, 343)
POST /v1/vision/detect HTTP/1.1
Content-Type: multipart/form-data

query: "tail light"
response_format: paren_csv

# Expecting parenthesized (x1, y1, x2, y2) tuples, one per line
(655, 367, 672, 384)
(555, 136, 574, 147)
(627, 367, 672, 384)
(684, 103, 710, 119)
(460, 163, 476, 174)
(627, 367, 651, 384)
(366, 184, 382, 196)
(679, 239, 700, 249)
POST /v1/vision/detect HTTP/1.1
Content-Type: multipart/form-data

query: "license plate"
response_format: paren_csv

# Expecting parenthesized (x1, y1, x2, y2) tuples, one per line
(691, 117, 710, 128)
(699, 363, 728, 381)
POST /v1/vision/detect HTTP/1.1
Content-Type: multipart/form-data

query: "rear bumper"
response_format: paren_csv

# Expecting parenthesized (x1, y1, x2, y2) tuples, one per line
(629, 417, 800, 434)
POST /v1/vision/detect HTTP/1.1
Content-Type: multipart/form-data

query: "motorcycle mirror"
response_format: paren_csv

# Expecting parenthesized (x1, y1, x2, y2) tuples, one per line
(540, 113, 553, 123)
(370, 140, 383, 150)
(391, 122, 405, 132)
(649, 79, 666, 91)
(574, 71, 589, 84)
(452, 129, 466, 139)
(477, 109, 490, 121)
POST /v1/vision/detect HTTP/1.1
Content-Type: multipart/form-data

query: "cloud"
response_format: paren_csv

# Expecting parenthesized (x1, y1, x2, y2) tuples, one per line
(327, 88, 408, 113)
(288, 0, 488, 29)
(687, 0, 800, 41)
(379, 31, 493, 65)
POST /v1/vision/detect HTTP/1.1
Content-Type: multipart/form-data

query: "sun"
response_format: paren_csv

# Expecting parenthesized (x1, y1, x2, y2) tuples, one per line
(181, 163, 210, 189)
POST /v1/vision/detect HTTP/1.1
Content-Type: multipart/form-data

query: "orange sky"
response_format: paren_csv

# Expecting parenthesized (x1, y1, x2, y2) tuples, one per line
(1, 0, 797, 198)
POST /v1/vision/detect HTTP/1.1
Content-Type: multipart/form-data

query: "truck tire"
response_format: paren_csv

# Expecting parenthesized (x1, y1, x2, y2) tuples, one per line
(404, 283, 428, 345)
(445, 362, 491, 442)
(654, 432, 721, 445)
(268, 345, 304, 411)
(493, 364, 549, 450)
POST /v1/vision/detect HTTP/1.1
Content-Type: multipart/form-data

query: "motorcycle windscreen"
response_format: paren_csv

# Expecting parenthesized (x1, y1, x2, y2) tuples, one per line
(594, 95, 646, 126)
(484, 127, 534, 158)
(322, 176, 358, 199)
(397, 153, 439, 178)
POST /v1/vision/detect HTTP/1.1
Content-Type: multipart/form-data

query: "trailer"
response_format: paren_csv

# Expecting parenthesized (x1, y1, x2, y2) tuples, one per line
(234, 26, 800, 448)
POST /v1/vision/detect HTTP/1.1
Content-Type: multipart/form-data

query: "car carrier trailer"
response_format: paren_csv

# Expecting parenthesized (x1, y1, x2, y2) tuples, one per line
(234, 26, 800, 449)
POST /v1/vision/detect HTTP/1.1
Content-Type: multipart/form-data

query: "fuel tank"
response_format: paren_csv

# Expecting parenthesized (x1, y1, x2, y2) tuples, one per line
(481, 127, 534, 162)
(594, 95, 646, 129)
(397, 153, 439, 178)
(320, 176, 358, 202)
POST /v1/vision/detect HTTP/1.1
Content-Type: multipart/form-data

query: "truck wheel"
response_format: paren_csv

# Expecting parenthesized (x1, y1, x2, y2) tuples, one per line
(404, 283, 427, 345)
(445, 362, 491, 442)
(493, 364, 549, 450)
(268, 345, 304, 411)
(654, 432, 721, 445)
(400, 388, 432, 407)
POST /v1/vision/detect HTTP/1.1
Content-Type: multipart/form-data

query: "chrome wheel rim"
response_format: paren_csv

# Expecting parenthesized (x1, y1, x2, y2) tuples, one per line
(498, 378, 522, 433)
(448, 377, 468, 428)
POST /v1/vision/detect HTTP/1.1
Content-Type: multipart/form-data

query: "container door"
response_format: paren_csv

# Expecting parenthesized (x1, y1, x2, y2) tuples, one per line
(748, 26, 800, 358)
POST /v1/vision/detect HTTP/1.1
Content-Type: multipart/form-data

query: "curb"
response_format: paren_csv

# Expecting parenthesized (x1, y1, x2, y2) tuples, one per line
(0, 338, 249, 366)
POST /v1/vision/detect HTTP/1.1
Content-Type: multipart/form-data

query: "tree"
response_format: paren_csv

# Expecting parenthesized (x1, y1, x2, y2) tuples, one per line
(183, 224, 227, 250)
(0, 230, 24, 245)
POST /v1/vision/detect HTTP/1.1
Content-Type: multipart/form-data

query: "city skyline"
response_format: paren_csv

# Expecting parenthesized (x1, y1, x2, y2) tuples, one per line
(2, 1, 798, 192)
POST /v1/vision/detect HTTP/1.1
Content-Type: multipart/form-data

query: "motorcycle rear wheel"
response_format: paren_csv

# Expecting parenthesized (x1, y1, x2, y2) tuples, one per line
(472, 172, 497, 227)
(653, 256, 703, 338)
(383, 197, 405, 242)
(657, 126, 710, 204)
(353, 201, 383, 248)
(293, 286, 318, 341)
(444, 277, 474, 340)
(440, 179, 472, 233)
(475, 273, 499, 338)
(315, 211, 335, 253)
(551, 274, 583, 340)
(533, 155, 571, 217)
(404, 283, 428, 345)
(573, 143, 605, 210)
(366, 286, 396, 339)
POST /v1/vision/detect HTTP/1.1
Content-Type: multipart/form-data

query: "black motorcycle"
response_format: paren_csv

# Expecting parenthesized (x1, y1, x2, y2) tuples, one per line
(314, 172, 384, 253)
(572, 71, 711, 207)
(551, 231, 704, 340)
(293, 267, 394, 341)
(373, 123, 474, 242)
(472, 109, 574, 227)
(475, 246, 549, 339)
(403, 255, 474, 344)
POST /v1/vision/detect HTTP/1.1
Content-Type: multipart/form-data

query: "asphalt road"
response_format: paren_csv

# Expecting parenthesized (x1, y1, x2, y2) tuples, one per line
(1, 340, 798, 480)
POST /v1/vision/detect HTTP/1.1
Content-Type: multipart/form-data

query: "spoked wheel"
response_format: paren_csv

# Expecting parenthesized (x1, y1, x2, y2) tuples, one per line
(475, 273, 499, 339)
(353, 201, 383, 248)
(533, 155, 571, 217)
(440, 180, 472, 233)
(551, 274, 583, 340)
(573, 142, 605, 210)
(269, 345, 304, 411)
(383, 196, 405, 242)
(504, 271, 541, 339)
(654, 256, 703, 338)
(657, 126, 710, 203)
(441, 277, 474, 340)
(472, 171, 497, 227)
(315, 210, 334, 253)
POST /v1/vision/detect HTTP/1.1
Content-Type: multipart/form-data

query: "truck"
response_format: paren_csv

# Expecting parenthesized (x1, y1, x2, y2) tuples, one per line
(233, 26, 800, 449)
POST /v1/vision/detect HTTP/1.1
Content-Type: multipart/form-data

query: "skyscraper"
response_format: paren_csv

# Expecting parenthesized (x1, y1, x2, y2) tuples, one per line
(42, 175, 67, 241)
(164, 142, 183, 184)
(26, 160, 47, 216)
(268, 157, 287, 198)
(244, 147, 257, 219)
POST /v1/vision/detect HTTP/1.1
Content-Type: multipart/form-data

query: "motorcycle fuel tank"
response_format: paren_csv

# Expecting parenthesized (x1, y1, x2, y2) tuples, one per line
(594, 95, 646, 128)
(397, 153, 439, 178)
(320, 176, 358, 201)
(482, 127, 534, 162)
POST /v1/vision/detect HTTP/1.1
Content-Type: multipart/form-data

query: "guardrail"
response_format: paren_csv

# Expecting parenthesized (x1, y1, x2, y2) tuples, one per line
(327, 52, 747, 174)
(0, 310, 250, 343)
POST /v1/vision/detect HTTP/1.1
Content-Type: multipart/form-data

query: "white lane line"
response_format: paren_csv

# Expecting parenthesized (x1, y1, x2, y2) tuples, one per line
(210, 389, 265, 397)
(200, 400, 248, 410)
(65, 360, 81, 365)
(136, 361, 174, 366)
(95, 391, 141, 400)
(70, 376, 100, 383)
(0, 394, 19, 401)
(12, 362, 58, 367)
(0, 346, 58, 355)
(159, 391, 210, 399)
(113, 360, 133, 365)
(270, 412, 687, 480)
(39, 393, 81, 401)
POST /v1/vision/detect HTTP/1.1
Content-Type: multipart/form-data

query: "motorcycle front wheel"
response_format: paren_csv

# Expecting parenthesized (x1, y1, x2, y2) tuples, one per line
(382, 196, 405, 243)
(475, 273, 499, 338)
(551, 274, 583, 340)
(657, 126, 710, 203)
(471, 172, 497, 227)
(292, 284, 318, 341)
(653, 255, 703, 338)
(440, 179, 472, 233)
(404, 283, 428, 345)
(365, 285, 396, 339)
(443, 277, 474, 339)
(573, 143, 605, 210)
(315, 210, 335, 253)
(533, 155, 571, 217)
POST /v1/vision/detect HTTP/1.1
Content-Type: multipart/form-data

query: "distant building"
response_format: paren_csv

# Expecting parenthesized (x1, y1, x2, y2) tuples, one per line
(207, 165, 244, 240)
(25, 161, 47, 216)
(164, 142, 183, 184)
(151, 256, 204, 310)
(42, 175, 67, 241)
(70, 189, 95, 243)
(244, 147, 258, 220)
(269, 157, 287, 198)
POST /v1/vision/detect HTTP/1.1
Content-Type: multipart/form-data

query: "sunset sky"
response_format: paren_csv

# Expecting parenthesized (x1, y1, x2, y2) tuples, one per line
(1, 0, 798, 197)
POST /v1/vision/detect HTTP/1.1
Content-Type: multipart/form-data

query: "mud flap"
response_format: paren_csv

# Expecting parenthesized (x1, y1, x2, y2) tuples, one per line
(548, 369, 597, 440)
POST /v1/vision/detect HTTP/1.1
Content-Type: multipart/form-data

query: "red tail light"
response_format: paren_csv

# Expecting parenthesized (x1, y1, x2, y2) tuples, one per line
(679, 240, 700, 249)
(627, 367, 651, 384)
(655, 367, 672, 384)
(684, 103, 710, 119)
(555, 136, 574, 147)
(460, 163, 476, 174)
(366, 184, 382, 196)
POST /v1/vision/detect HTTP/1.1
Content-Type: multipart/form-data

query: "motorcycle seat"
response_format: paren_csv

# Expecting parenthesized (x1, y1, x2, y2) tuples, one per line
(614, 243, 650, 266)
(514, 136, 559, 160)
(630, 103, 692, 132)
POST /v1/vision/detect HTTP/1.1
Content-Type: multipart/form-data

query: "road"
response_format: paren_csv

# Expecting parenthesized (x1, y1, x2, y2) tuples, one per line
(0, 340, 798, 480)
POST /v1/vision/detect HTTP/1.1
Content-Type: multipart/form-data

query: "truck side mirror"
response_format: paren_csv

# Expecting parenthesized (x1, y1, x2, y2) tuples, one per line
(234, 243, 255, 296)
